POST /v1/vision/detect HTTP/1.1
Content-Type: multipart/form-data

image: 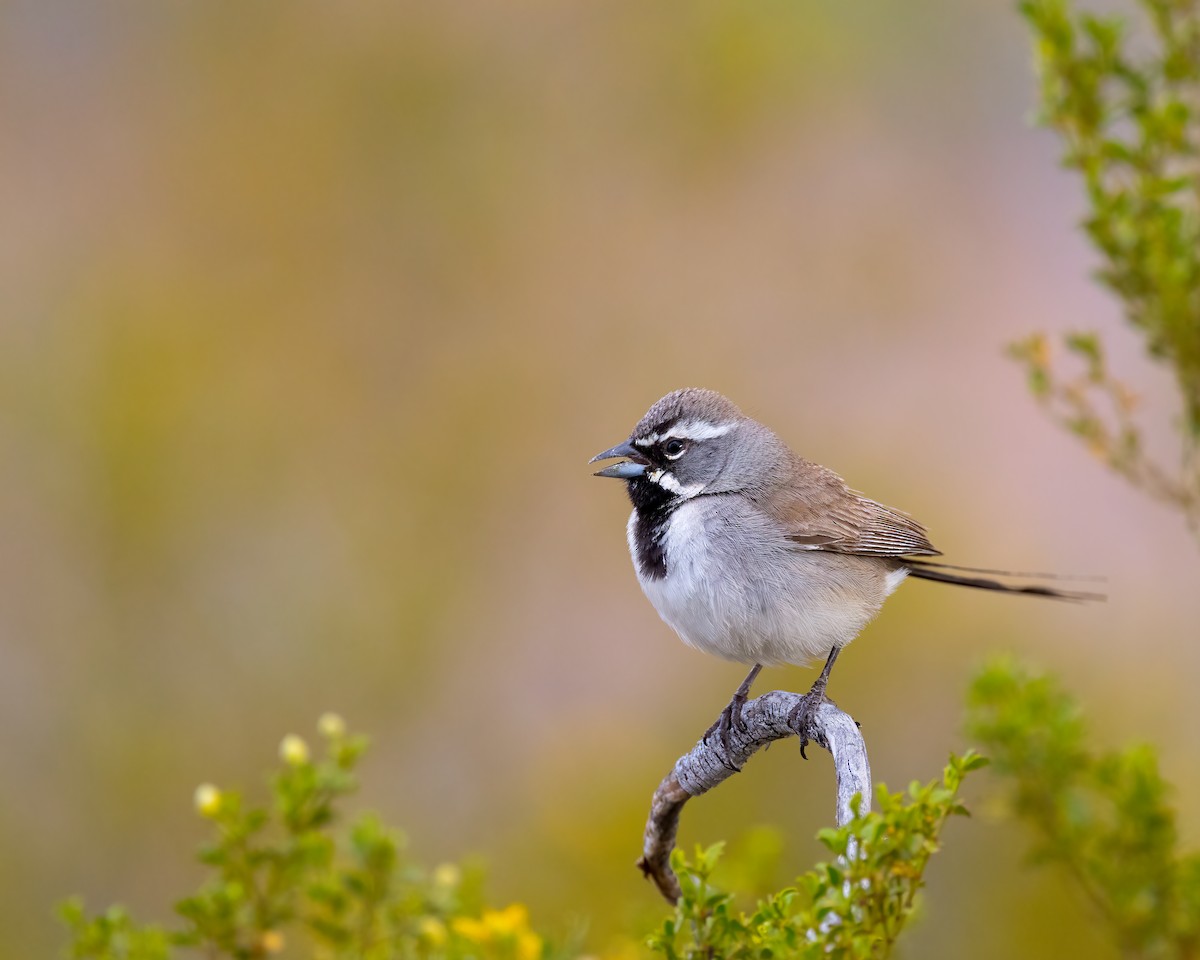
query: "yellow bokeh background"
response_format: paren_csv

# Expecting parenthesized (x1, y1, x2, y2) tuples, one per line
(1, 2, 1197, 957)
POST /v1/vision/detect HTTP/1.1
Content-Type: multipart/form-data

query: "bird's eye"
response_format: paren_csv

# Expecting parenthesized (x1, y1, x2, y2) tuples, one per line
(662, 438, 686, 459)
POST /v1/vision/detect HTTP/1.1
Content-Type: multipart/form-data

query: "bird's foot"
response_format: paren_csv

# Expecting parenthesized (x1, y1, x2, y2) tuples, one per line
(703, 690, 751, 772)
(788, 679, 832, 760)
(701, 664, 762, 773)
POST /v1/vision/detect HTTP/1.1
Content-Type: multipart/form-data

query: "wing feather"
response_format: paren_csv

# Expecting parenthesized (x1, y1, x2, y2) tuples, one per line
(753, 459, 941, 558)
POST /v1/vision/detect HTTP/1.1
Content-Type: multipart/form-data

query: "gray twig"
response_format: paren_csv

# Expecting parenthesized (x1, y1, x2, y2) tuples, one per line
(636, 690, 872, 903)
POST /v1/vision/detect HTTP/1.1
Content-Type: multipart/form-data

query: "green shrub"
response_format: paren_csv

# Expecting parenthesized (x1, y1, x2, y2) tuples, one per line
(60, 715, 561, 960)
(1011, 0, 1200, 528)
(646, 753, 986, 960)
(967, 659, 1200, 959)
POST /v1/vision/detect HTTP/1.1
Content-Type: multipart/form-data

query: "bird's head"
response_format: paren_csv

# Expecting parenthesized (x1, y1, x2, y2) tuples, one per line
(591, 388, 781, 504)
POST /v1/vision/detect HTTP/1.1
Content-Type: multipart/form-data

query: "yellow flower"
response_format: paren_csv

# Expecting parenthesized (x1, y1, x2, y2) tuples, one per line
(193, 783, 222, 818)
(516, 930, 542, 960)
(451, 916, 490, 942)
(451, 905, 541, 957)
(258, 930, 285, 954)
(483, 904, 528, 936)
(279, 734, 310, 766)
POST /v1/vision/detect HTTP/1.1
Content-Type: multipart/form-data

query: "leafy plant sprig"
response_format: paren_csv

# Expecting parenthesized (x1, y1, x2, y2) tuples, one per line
(647, 752, 987, 960)
(967, 659, 1200, 959)
(60, 715, 558, 960)
(1014, 0, 1200, 532)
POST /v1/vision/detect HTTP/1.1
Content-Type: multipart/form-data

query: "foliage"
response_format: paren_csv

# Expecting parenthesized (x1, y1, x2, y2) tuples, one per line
(646, 752, 987, 960)
(1005, 4, 1200, 945)
(60, 716, 560, 960)
(967, 659, 1200, 959)
(60, 718, 991, 960)
(1011, 0, 1200, 529)
(1009, 330, 1199, 517)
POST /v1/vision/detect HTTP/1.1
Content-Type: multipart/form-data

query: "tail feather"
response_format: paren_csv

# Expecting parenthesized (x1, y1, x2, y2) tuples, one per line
(903, 559, 1107, 583)
(904, 559, 1105, 602)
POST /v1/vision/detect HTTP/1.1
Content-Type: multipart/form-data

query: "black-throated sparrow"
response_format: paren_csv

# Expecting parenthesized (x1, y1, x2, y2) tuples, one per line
(591, 388, 1098, 757)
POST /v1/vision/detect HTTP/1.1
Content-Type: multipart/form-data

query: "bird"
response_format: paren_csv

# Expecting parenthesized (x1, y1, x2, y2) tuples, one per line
(590, 387, 1100, 761)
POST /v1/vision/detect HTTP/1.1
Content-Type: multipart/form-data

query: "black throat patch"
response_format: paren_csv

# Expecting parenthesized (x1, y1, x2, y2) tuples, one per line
(626, 475, 678, 580)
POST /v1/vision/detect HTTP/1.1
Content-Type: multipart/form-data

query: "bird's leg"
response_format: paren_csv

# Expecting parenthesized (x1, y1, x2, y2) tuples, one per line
(810, 645, 840, 698)
(789, 646, 842, 759)
(703, 663, 762, 770)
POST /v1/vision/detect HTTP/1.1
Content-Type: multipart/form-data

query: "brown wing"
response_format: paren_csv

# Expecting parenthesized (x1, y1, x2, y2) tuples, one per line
(755, 459, 941, 558)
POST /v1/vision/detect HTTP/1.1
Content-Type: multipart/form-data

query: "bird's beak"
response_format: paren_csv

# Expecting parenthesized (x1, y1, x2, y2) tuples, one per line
(590, 440, 647, 479)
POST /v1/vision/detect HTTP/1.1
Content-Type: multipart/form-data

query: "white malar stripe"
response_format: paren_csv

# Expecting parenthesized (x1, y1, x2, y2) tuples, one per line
(648, 468, 705, 498)
(633, 419, 735, 447)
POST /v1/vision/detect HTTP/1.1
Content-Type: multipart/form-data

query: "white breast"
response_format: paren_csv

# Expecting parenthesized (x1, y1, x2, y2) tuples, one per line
(626, 501, 893, 667)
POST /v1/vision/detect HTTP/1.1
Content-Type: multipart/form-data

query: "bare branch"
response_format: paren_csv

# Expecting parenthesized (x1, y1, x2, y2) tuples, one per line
(636, 690, 872, 903)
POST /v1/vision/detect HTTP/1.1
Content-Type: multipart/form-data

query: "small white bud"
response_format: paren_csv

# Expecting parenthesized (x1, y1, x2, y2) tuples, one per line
(279, 734, 310, 766)
(317, 712, 346, 739)
(194, 783, 222, 817)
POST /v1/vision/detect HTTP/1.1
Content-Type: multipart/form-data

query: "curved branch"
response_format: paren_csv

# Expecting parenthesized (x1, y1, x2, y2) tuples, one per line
(636, 690, 871, 903)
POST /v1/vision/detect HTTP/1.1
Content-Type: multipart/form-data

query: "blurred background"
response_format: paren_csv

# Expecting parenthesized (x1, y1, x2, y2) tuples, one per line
(2, 1, 1197, 957)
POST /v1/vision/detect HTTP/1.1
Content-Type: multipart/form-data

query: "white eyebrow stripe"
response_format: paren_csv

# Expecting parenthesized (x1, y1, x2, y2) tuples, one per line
(647, 469, 705, 498)
(632, 420, 735, 447)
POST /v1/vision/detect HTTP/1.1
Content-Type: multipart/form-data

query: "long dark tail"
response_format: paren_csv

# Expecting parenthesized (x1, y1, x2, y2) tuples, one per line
(904, 559, 1106, 602)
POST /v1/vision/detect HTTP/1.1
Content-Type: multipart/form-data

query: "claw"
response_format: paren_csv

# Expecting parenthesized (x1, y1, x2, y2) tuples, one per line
(789, 693, 820, 760)
(700, 662, 758, 772)
(703, 663, 763, 772)
(703, 700, 746, 772)
(790, 646, 844, 758)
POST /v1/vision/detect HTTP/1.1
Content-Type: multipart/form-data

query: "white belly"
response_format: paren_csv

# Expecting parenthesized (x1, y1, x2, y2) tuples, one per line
(627, 502, 898, 667)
